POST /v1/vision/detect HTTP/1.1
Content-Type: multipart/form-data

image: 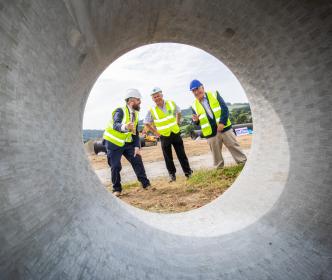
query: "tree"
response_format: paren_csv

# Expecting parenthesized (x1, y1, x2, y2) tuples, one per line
(182, 124, 195, 137)
(237, 113, 249, 124)
(229, 105, 252, 124)
(181, 118, 190, 126)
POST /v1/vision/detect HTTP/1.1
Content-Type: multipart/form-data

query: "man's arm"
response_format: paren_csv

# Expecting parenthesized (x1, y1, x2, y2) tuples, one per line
(113, 108, 135, 132)
(113, 108, 127, 132)
(174, 103, 182, 125)
(144, 110, 160, 137)
(145, 123, 160, 137)
(176, 112, 181, 125)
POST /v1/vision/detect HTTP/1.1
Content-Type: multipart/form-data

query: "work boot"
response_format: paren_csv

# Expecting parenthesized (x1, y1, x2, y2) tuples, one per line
(143, 183, 151, 190)
(169, 174, 176, 182)
(113, 191, 121, 197)
(185, 170, 193, 179)
(185, 174, 191, 179)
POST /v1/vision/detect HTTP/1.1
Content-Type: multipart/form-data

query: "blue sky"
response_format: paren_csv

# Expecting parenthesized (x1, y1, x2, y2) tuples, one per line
(83, 43, 248, 129)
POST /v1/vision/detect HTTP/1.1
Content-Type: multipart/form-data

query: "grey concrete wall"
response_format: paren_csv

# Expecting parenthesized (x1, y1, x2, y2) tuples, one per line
(0, 0, 331, 279)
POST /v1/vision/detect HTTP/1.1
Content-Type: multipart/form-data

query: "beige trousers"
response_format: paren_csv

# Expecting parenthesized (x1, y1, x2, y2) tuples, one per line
(207, 129, 247, 169)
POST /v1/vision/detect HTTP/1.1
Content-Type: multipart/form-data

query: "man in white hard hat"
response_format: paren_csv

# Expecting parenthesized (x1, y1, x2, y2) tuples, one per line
(144, 87, 192, 182)
(103, 89, 151, 197)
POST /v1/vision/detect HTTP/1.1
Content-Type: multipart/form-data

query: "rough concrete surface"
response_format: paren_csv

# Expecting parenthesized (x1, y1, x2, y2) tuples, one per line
(0, 0, 331, 279)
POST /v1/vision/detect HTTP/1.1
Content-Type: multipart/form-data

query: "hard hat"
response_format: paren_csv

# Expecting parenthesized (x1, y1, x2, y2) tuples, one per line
(151, 87, 162, 95)
(125, 88, 142, 100)
(190, 79, 203, 91)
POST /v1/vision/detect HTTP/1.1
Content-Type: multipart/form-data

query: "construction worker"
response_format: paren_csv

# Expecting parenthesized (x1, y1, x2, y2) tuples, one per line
(144, 87, 192, 182)
(103, 89, 151, 197)
(190, 79, 247, 169)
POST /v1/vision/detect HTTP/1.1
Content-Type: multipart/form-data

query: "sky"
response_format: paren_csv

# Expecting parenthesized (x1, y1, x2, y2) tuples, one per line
(83, 43, 248, 129)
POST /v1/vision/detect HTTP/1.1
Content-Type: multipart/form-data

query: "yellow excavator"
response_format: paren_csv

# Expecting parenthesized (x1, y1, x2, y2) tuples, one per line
(140, 126, 158, 147)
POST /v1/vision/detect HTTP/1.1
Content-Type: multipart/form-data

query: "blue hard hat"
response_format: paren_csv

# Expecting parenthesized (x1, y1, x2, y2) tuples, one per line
(190, 79, 203, 91)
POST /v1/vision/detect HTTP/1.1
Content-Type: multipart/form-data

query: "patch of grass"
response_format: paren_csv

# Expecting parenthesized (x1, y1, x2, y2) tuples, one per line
(222, 164, 244, 177)
(186, 164, 244, 191)
(109, 164, 244, 213)
(185, 187, 197, 193)
(122, 181, 140, 190)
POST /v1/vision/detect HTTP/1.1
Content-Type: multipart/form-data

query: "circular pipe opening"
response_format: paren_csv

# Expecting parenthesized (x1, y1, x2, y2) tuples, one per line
(83, 43, 254, 216)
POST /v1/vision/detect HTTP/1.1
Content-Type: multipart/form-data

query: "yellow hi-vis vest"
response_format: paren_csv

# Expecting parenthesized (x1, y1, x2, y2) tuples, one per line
(150, 100, 180, 136)
(192, 91, 232, 137)
(103, 106, 138, 147)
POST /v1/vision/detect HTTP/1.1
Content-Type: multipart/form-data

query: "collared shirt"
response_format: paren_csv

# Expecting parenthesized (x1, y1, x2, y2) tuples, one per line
(144, 100, 181, 124)
(200, 96, 214, 119)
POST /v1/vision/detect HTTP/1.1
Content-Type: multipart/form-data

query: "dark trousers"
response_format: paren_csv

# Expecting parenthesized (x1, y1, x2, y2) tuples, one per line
(105, 140, 150, 192)
(160, 132, 192, 176)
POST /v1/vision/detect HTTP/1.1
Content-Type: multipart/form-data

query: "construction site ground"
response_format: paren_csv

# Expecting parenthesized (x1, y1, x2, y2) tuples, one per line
(87, 135, 252, 212)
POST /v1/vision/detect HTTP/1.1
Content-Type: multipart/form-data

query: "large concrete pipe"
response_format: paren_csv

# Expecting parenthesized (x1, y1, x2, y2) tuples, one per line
(0, 1, 331, 279)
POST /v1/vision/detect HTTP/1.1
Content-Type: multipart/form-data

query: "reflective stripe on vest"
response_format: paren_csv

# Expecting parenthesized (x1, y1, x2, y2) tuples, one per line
(150, 100, 180, 136)
(192, 91, 231, 137)
(103, 106, 138, 147)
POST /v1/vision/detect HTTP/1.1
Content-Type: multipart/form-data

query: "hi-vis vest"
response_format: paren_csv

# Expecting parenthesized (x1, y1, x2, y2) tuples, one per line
(192, 91, 231, 137)
(103, 106, 138, 147)
(150, 100, 180, 136)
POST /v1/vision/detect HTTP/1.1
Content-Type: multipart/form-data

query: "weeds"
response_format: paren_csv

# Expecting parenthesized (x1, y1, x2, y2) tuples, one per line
(110, 164, 244, 213)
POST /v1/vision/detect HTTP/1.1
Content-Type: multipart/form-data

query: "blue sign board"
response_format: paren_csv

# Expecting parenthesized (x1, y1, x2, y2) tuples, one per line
(234, 127, 249, 136)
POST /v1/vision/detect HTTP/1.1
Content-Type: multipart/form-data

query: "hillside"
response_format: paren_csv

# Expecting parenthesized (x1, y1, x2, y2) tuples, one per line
(83, 129, 103, 142)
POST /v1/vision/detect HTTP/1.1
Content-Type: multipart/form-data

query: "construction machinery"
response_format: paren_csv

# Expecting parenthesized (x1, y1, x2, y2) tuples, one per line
(93, 135, 157, 154)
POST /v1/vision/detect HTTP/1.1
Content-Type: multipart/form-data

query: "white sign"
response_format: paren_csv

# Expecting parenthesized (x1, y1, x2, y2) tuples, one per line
(234, 127, 249, 136)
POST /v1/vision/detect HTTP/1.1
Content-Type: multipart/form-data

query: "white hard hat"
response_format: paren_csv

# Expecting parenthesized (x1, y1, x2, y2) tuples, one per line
(151, 87, 162, 95)
(125, 88, 142, 100)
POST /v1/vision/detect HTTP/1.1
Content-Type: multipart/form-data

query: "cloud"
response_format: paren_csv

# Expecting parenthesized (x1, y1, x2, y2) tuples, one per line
(83, 43, 248, 129)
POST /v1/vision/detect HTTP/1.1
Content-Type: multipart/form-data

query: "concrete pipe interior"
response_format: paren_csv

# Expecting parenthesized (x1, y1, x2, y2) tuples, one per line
(0, 1, 331, 279)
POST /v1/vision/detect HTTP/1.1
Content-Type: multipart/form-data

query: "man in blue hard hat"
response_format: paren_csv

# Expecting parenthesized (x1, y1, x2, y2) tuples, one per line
(103, 89, 151, 197)
(190, 79, 247, 169)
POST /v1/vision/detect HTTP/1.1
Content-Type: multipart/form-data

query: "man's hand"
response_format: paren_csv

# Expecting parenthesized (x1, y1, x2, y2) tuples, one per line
(154, 130, 161, 137)
(192, 114, 200, 122)
(217, 123, 225, 132)
(126, 122, 135, 131)
(145, 123, 160, 138)
(134, 147, 141, 157)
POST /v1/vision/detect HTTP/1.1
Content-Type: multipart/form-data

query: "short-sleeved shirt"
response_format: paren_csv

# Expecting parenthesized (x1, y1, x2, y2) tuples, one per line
(144, 101, 181, 124)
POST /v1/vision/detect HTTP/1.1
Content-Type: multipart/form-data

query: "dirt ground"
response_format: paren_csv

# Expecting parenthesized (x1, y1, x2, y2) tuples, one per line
(88, 134, 252, 170)
(106, 165, 244, 213)
(87, 134, 252, 213)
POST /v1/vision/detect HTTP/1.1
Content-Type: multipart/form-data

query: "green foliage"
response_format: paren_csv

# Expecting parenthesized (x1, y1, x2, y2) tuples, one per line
(187, 164, 244, 189)
(181, 124, 195, 137)
(181, 118, 191, 126)
(122, 165, 244, 192)
(122, 182, 140, 190)
(222, 164, 245, 177)
(229, 104, 252, 124)
(120, 164, 245, 213)
(185, 187, 198, 193)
